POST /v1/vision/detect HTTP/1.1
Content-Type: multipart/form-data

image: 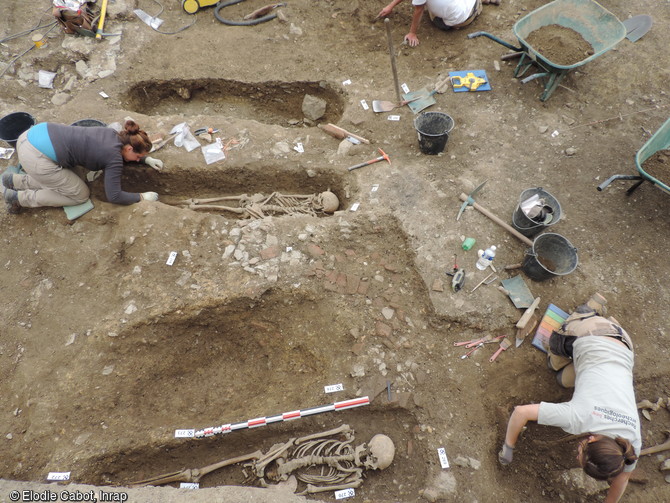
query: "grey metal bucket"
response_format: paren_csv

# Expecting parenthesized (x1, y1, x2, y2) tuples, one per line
(522, 233, 578, 281)
(512, 187, 562, 238)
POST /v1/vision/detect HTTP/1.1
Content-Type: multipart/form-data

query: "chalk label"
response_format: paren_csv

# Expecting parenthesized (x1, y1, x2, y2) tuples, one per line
(324, 383, 344, 393)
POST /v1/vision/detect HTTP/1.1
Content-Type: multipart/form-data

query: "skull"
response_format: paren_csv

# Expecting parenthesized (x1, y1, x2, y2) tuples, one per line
(318, 191, 339, 213)
(361, 434, 395, 470)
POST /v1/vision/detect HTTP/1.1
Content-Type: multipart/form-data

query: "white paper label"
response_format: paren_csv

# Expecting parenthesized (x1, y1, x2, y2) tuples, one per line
(551, 130, 559, 137)
(99, 91, 109, 99)
(286, 246, 293, 252)
(437, 447, 450, 469)
(47, 472, 71, 481)
(371, 184, 379, 192)
(166, 251, 178, 266)
(360, 99, 369, 110)
(180, 482, 200, 489)
(401, 83, 410, 93)
(335, 488, 355, 499)
(342, 79, 352, 86)
(294, 143, 304, 153)
(388, 115, 400, 121)
(324, 383, 344, 393)
(350, 203, 360, 212)
(174, 429, 195, 438)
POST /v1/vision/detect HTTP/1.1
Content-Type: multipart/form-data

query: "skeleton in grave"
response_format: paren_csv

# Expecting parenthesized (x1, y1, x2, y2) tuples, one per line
(173, 190, 340, 219)
(130, 424, 394, 495)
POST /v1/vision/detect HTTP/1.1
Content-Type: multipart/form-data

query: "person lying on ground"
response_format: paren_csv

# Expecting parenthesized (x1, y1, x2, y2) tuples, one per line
(499, 295, 641, 503)
(378, 0, 499, 47)
(2, 119, 163, 214)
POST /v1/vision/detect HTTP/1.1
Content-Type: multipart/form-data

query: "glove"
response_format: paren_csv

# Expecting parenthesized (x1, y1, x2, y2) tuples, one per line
(140, 192, 159, 202)
(144, 156, 164, 171)
(498, 443, 514, 465)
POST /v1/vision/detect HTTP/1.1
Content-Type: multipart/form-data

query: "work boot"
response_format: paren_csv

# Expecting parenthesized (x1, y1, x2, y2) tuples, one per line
(3, 188, 21, 214)
(574, 292, 607, 316)
(1, 171, 15, 191)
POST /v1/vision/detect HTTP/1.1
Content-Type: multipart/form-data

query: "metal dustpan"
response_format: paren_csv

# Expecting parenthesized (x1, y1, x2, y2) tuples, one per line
(501, 276, 534, 309)
(402, 75, 451, 114)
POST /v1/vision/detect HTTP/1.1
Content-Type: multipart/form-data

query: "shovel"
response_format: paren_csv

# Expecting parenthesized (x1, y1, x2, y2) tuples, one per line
(402, 75, 452, 114)
(372, 19, 403, 113)
(623, 15, 652, 43)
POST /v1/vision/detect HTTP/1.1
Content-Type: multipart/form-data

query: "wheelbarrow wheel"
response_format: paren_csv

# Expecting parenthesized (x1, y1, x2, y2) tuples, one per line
(182, 0, 200, 14)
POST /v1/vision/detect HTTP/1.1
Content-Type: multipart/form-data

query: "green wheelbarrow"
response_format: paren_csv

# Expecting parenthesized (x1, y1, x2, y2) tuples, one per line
(468, 0, 626, 101)
(598, 117, 670, 196)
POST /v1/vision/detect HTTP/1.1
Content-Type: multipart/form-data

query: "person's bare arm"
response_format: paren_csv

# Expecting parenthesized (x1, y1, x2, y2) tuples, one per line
(604, 471, 631, 503)
(505, 404, 540, 447)
(404, 4, 425, 46)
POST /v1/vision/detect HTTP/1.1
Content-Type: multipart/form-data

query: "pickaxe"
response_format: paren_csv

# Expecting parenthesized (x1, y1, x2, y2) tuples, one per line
(457, 187, 534, 247)
(347, 148, 391, 171)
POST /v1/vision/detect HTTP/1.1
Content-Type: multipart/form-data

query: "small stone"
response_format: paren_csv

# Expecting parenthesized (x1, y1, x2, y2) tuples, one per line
(538, 125, 549, 134)
(382, 307, 395, 320)
(493, 60, 501, 71)
(302, 94, 326, 121)
(102, 365, 115, 376)
(6, 433, 12, 440)
(565, 147, 577, 156)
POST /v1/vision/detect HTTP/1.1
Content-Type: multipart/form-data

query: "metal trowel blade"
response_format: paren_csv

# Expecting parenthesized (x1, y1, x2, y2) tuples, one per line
(623, 15, 652, 42)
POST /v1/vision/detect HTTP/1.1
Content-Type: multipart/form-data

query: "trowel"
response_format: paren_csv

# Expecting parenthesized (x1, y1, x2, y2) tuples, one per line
(623, 15, 652, 43)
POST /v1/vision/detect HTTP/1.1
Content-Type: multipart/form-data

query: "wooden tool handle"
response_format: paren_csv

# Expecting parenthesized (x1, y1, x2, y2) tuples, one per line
(318, 124, 347, 140)
(385, 19, 402, 104)
(324, 123, 370, 144)
(516, 296, 541, 329)
(458, 193, 534, 247)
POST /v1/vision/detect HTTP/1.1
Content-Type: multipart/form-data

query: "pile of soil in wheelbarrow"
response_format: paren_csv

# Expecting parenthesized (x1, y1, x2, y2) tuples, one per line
(641, 149, 670, 183)
(525, 25, 594, 66)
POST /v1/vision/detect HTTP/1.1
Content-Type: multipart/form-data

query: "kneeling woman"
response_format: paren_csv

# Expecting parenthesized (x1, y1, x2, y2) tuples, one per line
(3, 120, 163, 214)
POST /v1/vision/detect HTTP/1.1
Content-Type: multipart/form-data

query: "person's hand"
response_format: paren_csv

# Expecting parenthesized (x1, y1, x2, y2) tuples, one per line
(378, 5, 394, 18)
(404, 32, 419, 47)
(140, 192, 159, 202)
(144, 156, 164, 171)
(498, 443, 514, 465)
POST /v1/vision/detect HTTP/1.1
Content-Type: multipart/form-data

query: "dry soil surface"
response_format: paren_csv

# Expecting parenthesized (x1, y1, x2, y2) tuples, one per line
(1, 0, 670, 502)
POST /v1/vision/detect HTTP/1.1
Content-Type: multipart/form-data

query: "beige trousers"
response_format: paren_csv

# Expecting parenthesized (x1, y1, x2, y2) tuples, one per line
(14, 131, 90, 208)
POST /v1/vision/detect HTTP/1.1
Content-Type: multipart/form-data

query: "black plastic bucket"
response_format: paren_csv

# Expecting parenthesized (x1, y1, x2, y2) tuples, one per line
(512, 187, 562, 238)
(522, 233, 578, 281)
(414, 112, 454, 155)
(70, 119, 107, 127)
(0, 112, 36, 147)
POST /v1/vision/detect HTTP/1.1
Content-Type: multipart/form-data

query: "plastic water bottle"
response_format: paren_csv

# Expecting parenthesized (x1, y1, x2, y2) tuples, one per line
(476, 245, 497, 270)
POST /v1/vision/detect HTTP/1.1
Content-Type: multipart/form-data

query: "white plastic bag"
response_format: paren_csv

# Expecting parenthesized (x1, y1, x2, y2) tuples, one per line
(170, 122, 200, 152)
(202, 138, 226, 164)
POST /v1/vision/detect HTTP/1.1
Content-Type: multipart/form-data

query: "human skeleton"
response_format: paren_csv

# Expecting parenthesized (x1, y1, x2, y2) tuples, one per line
(130, 424, 394, 495)
(173, 190, 339, 219)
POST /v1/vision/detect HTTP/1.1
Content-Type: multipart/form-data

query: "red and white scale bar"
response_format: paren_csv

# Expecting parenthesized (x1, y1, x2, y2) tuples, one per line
(195, 397, 370, 438)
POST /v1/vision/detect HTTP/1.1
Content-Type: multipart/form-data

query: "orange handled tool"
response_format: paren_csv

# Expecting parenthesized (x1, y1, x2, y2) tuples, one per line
(347, 148, 391, 171)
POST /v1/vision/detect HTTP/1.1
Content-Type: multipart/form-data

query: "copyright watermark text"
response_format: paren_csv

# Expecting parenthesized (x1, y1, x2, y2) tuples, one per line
(7, 489, 128, 502)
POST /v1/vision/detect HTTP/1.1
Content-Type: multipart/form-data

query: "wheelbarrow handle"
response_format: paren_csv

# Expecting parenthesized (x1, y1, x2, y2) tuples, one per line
(467, 31, 523, 52)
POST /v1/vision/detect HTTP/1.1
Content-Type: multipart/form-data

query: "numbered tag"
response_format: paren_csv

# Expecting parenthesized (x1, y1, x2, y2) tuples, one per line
(174, 429, 195, 438)
(180, 482, 200, 489)
(342, 79, 352, 86)
(349, 202, 360, 212)
(324, 383, 344, 393)
(437, 447, 450, 469)
(360, 99, 369, 110)
(371, 184, 379, 192)
(401, 83, 410, 94)
(166, 251, 178, 266)
(294, 143, 304, 153)
(99, 91, 109, 99)
(388, 115, 400, 121)
(551, 130, 560, 138)
(47, 472, 71, 481)
(335, 488, 355, 499)
(286, 246, 293, 252)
